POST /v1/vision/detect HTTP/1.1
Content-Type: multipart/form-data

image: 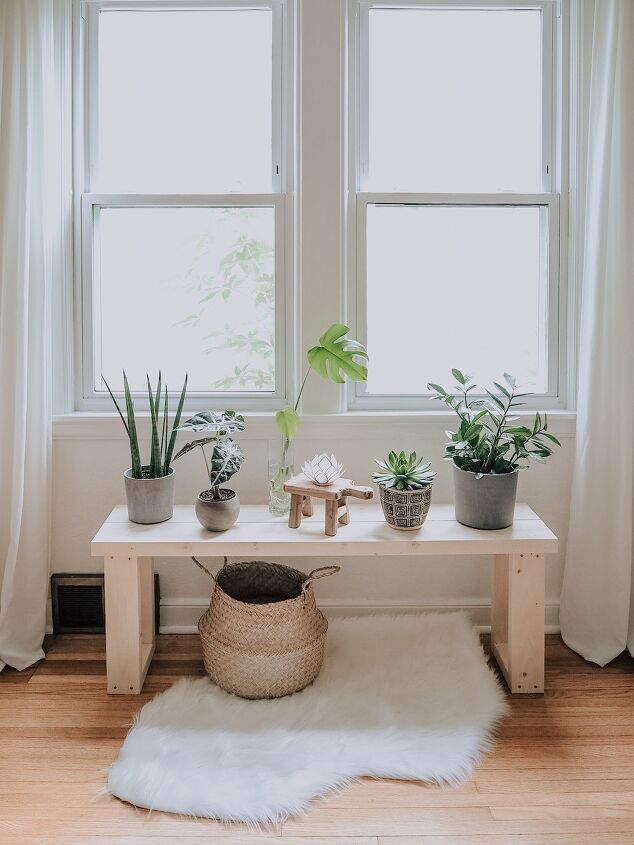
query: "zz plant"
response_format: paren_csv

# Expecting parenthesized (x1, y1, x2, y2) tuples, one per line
(104, 371, 188, 479)
(428, 369, 561, 476)
(173, 411, 245, 500)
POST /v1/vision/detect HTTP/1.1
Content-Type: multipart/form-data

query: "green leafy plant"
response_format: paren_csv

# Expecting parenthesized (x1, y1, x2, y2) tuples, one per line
(275, 323, 369, 445)
(428, 369, 561, 476)
(172, 410, 245, 499)
(103, 371, 188, 479)
(372, 451, 436, 491)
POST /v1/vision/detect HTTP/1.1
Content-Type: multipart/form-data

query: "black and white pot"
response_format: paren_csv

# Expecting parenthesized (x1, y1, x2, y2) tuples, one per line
(453, 465, 518, 530)
(195, 489, 240, 532)
(378, 483, 433, 531)
(124, 466, 175, 524)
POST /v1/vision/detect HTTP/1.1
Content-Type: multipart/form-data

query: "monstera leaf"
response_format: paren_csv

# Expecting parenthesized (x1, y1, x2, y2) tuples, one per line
(177, 410, 245, 435)
(208, 439, 245, 488)
(307, 323, 369, 384)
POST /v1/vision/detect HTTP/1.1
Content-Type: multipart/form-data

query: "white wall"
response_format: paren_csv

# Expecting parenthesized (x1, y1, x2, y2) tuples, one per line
(51, 413, 574, 631)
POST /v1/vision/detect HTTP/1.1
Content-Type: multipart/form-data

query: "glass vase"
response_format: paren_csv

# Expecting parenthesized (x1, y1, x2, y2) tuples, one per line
(269, 438, 294, 516)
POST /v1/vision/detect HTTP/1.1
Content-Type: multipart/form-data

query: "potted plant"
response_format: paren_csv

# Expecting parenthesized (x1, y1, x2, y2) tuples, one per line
(104, 372, 188, 524)
(271, 323, 369, 515)
(372, 451, 436, 530)
(173, 411, 245, 531)
(428, 369, 561, 529)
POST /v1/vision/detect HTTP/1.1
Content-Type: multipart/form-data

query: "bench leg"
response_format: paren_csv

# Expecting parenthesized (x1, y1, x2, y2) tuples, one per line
(491, 553, 545, 694)
(104, 555, 155, 695)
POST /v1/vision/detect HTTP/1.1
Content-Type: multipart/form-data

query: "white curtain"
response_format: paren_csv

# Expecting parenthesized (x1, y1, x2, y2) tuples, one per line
(560, 0, 634, 665)
(0, 0, 68, 671)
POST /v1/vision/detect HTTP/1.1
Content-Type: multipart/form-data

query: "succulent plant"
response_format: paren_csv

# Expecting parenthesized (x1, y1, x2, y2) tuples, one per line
(301, 453, 344, 486)
(372, 451, 436, 491)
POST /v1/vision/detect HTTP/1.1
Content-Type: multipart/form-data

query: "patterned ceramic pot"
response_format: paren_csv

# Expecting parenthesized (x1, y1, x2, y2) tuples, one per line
(378, 483, 433, 531)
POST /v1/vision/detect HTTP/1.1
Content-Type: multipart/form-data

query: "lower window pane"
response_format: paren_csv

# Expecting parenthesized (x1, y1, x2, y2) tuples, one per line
(365, 205, 548, 395)
(95, 206, 276, 393)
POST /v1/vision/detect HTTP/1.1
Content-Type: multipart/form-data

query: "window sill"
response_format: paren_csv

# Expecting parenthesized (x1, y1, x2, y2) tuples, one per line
(52, 409, 577, 439)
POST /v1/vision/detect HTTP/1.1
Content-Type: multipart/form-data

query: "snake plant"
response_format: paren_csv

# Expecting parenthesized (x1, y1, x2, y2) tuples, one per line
(103, 371, 188, 479)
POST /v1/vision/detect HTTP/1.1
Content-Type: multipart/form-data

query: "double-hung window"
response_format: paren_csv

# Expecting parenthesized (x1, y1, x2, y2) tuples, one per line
(351, 0, 564, 409)
(77, 0, 288, 409)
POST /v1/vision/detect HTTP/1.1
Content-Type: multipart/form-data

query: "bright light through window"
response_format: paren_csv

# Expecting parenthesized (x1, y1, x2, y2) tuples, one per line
(97, 9, 273, 193)
(96, 207, 276, 393)
(365, 204, 547, 394)
(367, 8, 542, 192)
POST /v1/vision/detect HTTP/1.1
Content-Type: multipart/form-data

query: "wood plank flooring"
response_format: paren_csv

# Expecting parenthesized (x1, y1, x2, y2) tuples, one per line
(1, 633, 633, 844)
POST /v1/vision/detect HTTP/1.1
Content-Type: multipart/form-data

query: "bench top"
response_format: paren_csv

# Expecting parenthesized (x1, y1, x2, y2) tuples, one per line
(91, 502, 558, 557)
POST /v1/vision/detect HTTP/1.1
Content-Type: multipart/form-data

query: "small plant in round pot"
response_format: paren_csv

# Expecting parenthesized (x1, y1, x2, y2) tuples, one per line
(104, 371, 188, 524)
(428, 369, 561, 530)
(372, 451, 436, 531)
(173, 411, 246, 531)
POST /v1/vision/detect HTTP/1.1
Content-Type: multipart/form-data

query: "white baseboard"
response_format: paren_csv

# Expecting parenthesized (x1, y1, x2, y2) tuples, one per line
(158, 597, 561, 635)
(45, 593, 560, 636)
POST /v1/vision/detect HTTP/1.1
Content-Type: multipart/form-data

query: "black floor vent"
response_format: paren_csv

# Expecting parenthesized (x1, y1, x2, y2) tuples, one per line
(51, 573, 160, 634)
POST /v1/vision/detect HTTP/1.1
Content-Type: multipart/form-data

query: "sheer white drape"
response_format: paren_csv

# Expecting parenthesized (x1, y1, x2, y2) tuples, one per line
(560, 0, 634, 665)
(0, 0, 68, 671)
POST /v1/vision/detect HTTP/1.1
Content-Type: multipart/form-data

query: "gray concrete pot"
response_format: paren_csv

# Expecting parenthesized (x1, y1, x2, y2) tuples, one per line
(124, 466, 175, 524)
(195, 489, 240, 531)
(453, 465, 518, 530)
(379, 483, 433, 531)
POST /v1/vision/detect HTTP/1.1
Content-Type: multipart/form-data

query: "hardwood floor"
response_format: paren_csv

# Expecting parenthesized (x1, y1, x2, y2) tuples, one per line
(1, 632, 633, 844)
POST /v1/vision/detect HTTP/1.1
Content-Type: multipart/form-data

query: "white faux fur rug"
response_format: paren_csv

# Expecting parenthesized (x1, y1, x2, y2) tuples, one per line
(108, 613, 507, 823)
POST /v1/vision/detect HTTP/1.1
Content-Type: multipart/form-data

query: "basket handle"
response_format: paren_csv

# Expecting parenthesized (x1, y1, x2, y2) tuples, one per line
(302, 565, 341, 594)
(191, 555, 228, 582)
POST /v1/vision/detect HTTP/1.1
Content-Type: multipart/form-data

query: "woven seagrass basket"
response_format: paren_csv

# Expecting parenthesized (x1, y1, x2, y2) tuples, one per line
(192, 557, 340, 699)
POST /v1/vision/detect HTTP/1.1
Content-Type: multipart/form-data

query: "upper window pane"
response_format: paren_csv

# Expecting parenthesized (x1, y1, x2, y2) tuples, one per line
(97, 8, 273, 193)
(367, 8, 542, 192)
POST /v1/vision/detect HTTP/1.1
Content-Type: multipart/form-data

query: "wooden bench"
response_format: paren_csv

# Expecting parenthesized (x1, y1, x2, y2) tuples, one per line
(91, 503, 558, 696)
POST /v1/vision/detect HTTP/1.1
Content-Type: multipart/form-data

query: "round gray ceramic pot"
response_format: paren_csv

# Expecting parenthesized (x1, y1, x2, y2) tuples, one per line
(379, 483, 433, 531)
(195, 489, 240, 532)
(453, 465, 518, 530)
(124, 466, 175, 524)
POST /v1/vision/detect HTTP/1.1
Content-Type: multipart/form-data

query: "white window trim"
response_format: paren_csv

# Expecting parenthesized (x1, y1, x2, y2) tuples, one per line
(346, 0, 571, 412)
(71, 0, 295, 412)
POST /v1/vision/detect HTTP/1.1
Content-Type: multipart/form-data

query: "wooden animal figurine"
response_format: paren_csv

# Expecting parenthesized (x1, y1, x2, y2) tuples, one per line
(283, 473, 374, 536)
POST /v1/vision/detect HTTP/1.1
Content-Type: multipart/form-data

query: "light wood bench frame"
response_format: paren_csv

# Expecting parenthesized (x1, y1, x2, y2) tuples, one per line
(91, 503, 557, 695)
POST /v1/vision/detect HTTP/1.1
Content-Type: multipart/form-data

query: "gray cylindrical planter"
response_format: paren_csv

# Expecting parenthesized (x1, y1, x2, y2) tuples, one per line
(453, 465, 518, 530)
(195, 489, 240, 532)
(124, 466, 175, 524)
(378, 483, 433, 531)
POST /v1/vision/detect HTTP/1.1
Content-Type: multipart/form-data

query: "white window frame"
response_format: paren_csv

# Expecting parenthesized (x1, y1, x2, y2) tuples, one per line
(347, 0, 569, 411)
(73, 0, 293, 412)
